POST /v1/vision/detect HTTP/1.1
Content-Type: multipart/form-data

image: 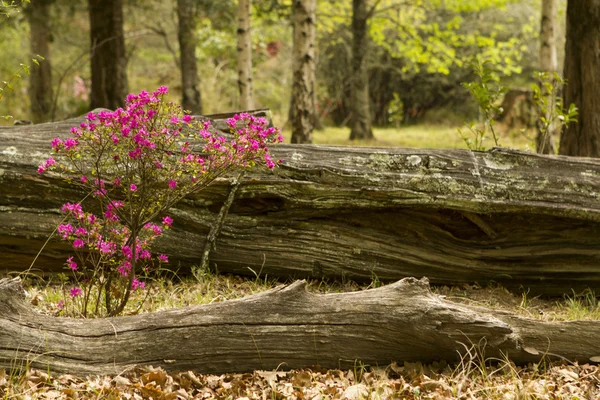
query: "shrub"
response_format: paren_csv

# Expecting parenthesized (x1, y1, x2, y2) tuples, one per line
(39, 86, 282, 316)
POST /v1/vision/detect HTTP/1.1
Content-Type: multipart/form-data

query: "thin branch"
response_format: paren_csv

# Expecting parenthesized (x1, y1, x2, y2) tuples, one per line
(143, 23, 180, 69)
(200, 172, 245, 272)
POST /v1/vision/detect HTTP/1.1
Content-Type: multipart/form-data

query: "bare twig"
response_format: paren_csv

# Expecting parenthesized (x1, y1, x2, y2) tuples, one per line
(200, 172, 245, 271)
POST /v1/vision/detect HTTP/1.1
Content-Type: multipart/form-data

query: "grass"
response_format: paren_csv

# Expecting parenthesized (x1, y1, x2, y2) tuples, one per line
(281, 124, 535, 150)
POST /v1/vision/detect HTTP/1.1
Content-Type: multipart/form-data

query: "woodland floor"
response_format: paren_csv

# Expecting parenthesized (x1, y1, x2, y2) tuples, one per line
(280, 124, 534, 151)
(2, 270, 600, 399)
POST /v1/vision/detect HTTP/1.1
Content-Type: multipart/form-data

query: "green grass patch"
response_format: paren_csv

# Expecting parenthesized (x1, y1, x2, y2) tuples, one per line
(282, 124, 534, 150)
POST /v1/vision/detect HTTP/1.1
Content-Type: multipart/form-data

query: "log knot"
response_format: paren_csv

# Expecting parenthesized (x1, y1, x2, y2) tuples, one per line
(0, 277, 29, 315)
(388, 277, 431, 295)
(0, 277, 26, 300)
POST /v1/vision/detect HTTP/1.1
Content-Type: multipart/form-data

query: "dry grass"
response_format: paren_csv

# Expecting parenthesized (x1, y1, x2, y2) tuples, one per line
(26, 272, 600, 321)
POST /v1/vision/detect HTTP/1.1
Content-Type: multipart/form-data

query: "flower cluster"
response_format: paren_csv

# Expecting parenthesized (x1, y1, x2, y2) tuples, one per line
(38, 86, 282, 316)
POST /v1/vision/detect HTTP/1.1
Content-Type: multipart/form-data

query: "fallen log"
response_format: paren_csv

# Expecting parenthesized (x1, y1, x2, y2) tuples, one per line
(1, 277, 599, 377)
(1, 111, 600, 294)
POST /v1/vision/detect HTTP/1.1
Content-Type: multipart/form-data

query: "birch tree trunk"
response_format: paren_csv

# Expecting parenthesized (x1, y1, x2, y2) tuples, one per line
(27, 0, 54, 123)
(88, 0, 128, 110)
(558, 0, 600, 157)
(177, 0, 202, 115)
(290, 0, 316, 144)
(349, 0, 374, 140)
(535, 0, 558, 154)
(236, 0, 254, 111)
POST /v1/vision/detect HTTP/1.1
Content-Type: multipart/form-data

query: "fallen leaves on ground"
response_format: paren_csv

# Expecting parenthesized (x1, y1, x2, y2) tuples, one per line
(1, 361, 599, 399)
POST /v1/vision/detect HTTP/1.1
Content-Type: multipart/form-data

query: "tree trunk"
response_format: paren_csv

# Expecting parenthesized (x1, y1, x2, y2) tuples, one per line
(177, 0, 202, 115)
(290, 0, 316, 144)
(2, 277, 600, 377)
(535, 0, 558, 154)
(349, 0, 374, 140)
(2, 113, 600, 295)
(27, 0, 54, 123)
(88, 0, 128, 110)
(558, 0, 600, 157)
(236, 0, 253, 111)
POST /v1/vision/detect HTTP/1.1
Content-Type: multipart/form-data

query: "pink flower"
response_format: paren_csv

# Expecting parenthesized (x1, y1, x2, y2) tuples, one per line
(57, 300, 64, 309)
(117, 261, 131, 276)
(51, 137, 63, 150)
(156, 86, 168, 94)
(38, 157, 57, 173)
(80, 175, 88, 183)
(144, 223, 162, 237)
(73, 239, 85, 249)
(57, 224, 74, 239)
(168, 180, 177, 189)
(69, 287, 82, 297)
(130, 184, 137, 192)
(121, 245, 132, 260)
(64, 138, 78, 150)
(98, 240, 116, 255)
(264, 153, 275, 169)
(131, 278, 146, 291)
(61, 203, 83, 218)
(183, 115, 193, 124)
(66, 256, 78, 271)
(162, 216, 173, 227)
(128, 147, 142, 159)
(158, 254, 168, 263)
(139, 249, 151, 260)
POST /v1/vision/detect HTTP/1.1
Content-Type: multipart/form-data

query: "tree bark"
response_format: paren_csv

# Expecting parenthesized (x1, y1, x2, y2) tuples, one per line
(349, 0, 374, 140)
(27, 0, 54, 123)
(290, 0, 316, 144)
(558, 0, 600, 157)
(2, 277, 600, 377)
(2, 113, 600, 294)
(535, 0, 558, 155)
(88, 0, 128, 110)
(177, 0, 202, 115)
(236, 0, 253, 111)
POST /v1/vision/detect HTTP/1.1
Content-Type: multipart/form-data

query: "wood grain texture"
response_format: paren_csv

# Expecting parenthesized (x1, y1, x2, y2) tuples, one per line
(1, 112, 600, 293)
(1, 277, 599, 376)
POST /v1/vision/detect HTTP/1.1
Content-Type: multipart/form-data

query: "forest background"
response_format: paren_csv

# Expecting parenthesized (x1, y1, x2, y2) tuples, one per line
(0, 0, 565, 150)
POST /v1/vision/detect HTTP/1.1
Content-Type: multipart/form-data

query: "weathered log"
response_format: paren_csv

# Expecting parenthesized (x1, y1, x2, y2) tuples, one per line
(1, 277, 599, 377)
(1, 111, 600, 294)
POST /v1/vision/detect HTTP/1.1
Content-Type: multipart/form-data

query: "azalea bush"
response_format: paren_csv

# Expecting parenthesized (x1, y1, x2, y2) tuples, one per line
(39, 86, 282, 317)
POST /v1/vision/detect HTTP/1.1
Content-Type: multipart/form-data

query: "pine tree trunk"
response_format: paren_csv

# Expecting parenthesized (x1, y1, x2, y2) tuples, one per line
(88, 0, 128, 110)
(349, 0, 374, 140)
(558, 0, 600, 157)
(177, 0, 202, 115)
(28, 0, 53, 123)
(236, 0, 253, 110)
(535, 0, 558, 154)
(290, 0, 316, 144)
